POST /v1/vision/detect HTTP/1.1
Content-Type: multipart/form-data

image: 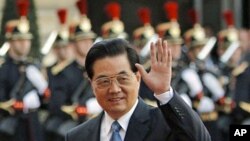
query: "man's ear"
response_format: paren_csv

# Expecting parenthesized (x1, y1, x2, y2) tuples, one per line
(135, 72, 141, 90)
(89, 78, 97, 96)
(135, 71, 141, 82)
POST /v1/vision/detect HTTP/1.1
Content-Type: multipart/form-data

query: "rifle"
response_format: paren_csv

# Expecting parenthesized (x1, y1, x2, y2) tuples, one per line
(0, 42, 10, 57)
(40, 30, 58, 55)
(139, 34, 159, 58)
(57, 79, 91, 137)
(220, 41, 240, 64)
(197, 37, 217, 61)
(61, 79, 89, 120)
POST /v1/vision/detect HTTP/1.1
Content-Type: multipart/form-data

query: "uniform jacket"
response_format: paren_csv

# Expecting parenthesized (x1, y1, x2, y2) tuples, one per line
(0, 55, 43, 141)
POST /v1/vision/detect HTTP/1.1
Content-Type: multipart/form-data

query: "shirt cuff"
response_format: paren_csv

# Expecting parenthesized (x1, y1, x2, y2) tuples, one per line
(154, 87, 174, 105)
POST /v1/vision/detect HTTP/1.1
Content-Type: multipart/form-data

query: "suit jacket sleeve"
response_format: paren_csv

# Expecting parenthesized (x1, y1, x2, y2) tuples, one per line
(158, 92, 211, 141)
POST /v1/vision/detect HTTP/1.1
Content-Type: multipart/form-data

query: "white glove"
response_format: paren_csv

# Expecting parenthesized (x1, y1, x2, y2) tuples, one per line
(202, 72, 225, 101)
(181, 68, 203, 97)
(86, 98, 102, 115)
(180, 93, 192, 108)
(23, 90, 41, 111)
(26, 65, 48, 95)
(197, 96, 215, 113)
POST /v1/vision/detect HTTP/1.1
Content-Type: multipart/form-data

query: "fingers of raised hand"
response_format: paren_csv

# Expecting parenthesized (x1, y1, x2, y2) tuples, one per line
(151, 39, 171, 66)
(150, 42, 156, 65)
(157, 39, 163, 63)
(163, 40, 172, 67)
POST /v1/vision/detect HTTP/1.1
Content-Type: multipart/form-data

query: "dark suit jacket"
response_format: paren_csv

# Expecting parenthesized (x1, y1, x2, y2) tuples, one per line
(65, 93, 211, 141)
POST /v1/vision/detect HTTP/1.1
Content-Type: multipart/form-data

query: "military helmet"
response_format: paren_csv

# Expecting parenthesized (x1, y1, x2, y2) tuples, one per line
(54, 8, 70, 47)
(101, 2, 127, 39)
(70, 0, 96, 41)
(184, 9, 207, 49)
(5, 0, 32, 40)
(217, 10, 238, 49)
(133, 7, 155, 49)
(156, 1, 183, 45)
(184, 24, 207, 48)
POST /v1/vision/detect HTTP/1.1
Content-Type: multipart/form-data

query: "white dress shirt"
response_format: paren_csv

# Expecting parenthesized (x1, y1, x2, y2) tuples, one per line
(100, 87, 174, 141)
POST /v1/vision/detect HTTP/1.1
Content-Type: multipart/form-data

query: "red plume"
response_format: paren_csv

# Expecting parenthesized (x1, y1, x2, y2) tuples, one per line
(188, 8, 198, 25)
(57, 9, 67, 24)
(17, 0, 30, 17)
(76, 0, 87, 15)
(164, 1, 178, 20)
(104, 2, 121, 19)
(138, 7, 151, 25)
(223, 10, 234, 26)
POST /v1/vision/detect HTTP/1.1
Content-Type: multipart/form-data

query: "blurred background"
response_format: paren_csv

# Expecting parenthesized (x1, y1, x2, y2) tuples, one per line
(0, 0, 249, 141)
(0, 0, 249, 58)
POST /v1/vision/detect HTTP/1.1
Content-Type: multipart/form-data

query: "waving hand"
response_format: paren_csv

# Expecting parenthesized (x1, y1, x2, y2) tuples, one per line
(135, 38, 172, 95)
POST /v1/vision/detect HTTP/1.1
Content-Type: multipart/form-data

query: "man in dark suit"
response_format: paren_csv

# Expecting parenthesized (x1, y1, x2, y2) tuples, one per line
(65, 38, 211, 141)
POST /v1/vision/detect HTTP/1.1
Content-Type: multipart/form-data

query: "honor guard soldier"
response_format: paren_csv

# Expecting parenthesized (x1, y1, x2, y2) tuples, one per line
(184, 8, 208, 70)
(156, 1, 183, 62)
(216, 10, 241, 92)
(217, 10, 240, 68)
(216, 10, 240, 100)
(133, 7, 155, 60)
(156, 1, 191, 107)
(216, 11, 245, 141)
(60, 0, 102, 130)
(101, 2, 128, 39)
(184, 9, 230, 141)
(0, 0, 48, 141)
(44, 8, 77, 141)
(215, 10, 238, 118)
(184, 23, 220, 141)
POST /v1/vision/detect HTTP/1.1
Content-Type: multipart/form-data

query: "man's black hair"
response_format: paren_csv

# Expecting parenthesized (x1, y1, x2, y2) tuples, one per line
(85, 38, 140, 79)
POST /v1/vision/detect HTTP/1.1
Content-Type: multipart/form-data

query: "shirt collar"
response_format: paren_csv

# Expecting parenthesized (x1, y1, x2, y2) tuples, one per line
(103, 99, 139, 134)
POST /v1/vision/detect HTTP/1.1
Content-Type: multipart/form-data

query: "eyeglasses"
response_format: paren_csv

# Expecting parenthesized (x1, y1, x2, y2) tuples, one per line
(94, 73, 135, 89)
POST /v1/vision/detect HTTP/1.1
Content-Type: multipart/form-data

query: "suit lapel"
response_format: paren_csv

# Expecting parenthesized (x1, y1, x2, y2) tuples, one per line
(85, 112, 104, 141)
(124, 98, 151, 141)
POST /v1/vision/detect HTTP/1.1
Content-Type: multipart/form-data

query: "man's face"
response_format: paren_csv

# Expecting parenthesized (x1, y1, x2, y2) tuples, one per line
(217, 44, 227, 57)
(10, 39, 31, 57)
(229, 47, 242, 66)
(53, 44, 73, 61)
(169, 43, 181, 61)
(91, 54, 140, 119)
(75, 39, 93, 57)
(188, 45, 203, 61)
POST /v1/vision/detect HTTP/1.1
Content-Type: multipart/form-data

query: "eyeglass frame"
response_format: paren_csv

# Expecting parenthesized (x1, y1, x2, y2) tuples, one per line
(93, 72, 136, 89)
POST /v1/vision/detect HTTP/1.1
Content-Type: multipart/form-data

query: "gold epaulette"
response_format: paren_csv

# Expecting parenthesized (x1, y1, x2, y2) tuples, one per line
(239, 101, 250, 113)
(144, 99, 157, 107)
(232, 61, 249, 76)
(61, 104, 78, 120)
(200, 111, 218, 121)
(51, 59, 73, 75)
(0, 99, 15, 115)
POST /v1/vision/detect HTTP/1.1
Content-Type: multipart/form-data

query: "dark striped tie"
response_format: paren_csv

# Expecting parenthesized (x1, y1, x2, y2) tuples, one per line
(110, 121, 122, 141)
